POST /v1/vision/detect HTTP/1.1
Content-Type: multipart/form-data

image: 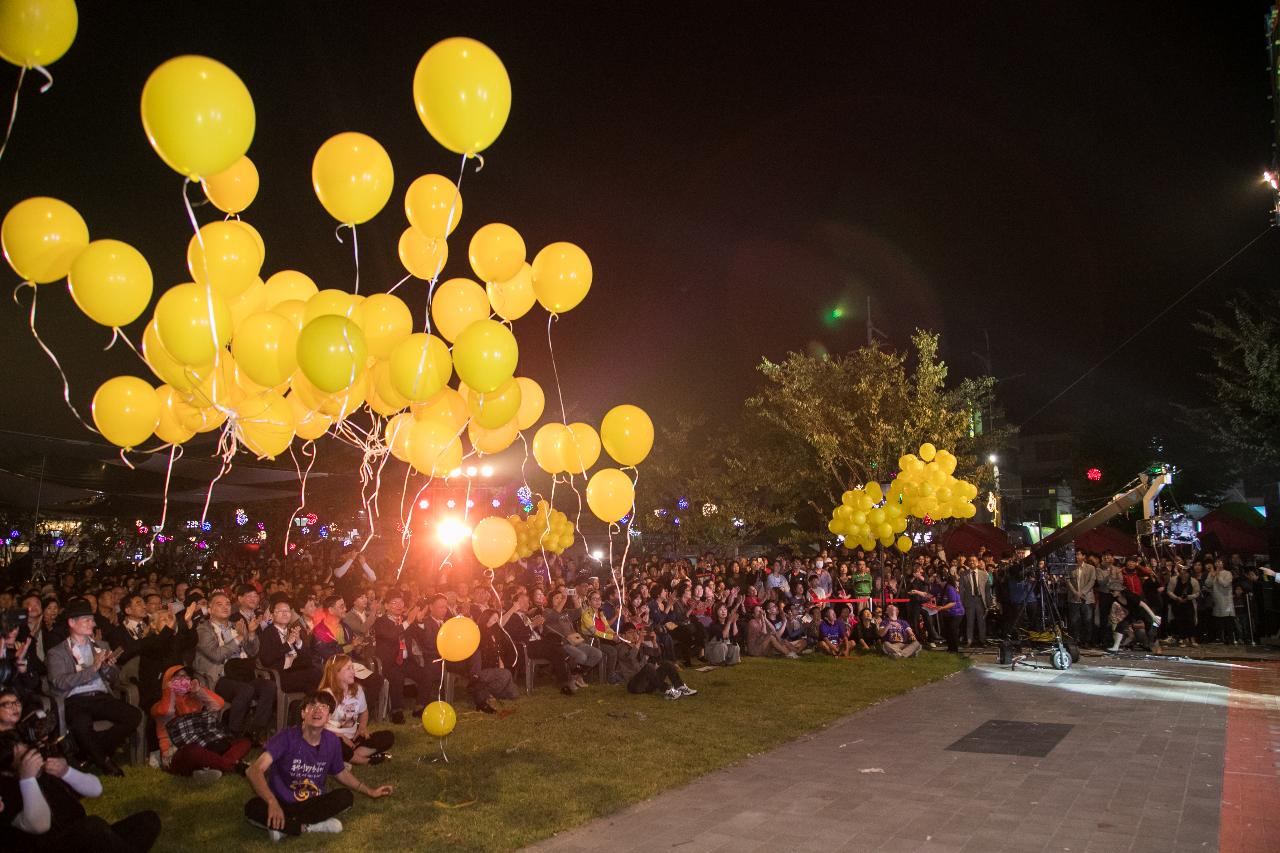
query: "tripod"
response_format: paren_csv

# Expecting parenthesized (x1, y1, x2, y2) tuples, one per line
(998, 564, 1079, 670)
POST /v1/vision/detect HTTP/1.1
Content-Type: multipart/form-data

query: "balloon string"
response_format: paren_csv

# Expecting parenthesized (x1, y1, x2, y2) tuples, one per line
(140, 443, 182, 565)
(472, 153, 485, 173)
(0, 66, 26, 164)
(335, 224, 360, 294)
(182, 179, 233, 425)
(284, 440, 317, 556)
(387, 273, 413, 295)
(13, 283, 100, 434)
(423, 152, 471, 335)
(33, 66, 51, 93)
(545, 313, 569, 423)
(613, 465, 640, 620)
(118, 448, 135, 470)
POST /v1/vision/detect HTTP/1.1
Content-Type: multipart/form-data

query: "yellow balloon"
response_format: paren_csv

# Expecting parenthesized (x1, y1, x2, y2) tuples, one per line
(201, 155, 259, 214)
(227, 276, 266, 332)
(154, 282, 232, 366)
(586, 468, 634, 524)
(468, 377, 521, 429)
(153, 385, 195, 445)
(186, 220, 261, 299)
(468, 223, 525, 284)
(286, 391, 331, 441)
(297, 315, 367, 393)
(0, 0, 77, 67)
(359, 293, 412, 359)
(436, 615, 481, 661)
(66, 239, 152, 327)
(486, 262, 535, 322)
(531, 242, 592, 314)
(311, 131, 394, 225)
(232, 311, 298, 387)
(141, 319, 209, 393)
(389, 333, 452, 402)
(563, 422, 601, 475)
(398, 227, 448, 280)
(412, 37, 511, 156)
(304, 288, 361, 326)
(92, 376, 160, 449)
(452, 318, 517, 393)
(1, 196, 88, 283)
(468, 417, 518, 455)
(315, 371, 368, 421)
(600, 404, 653, 467)
(271, 298, 307, 333)
(404, 174, 462, 240)
(263, 270, 317, 309)
(430, 277, 488, 343)
(532, 422, 570, 474)
(412, 386, 468, 432)
(235, 391, 295, 459)
(420, 700, 456, 737)
(514, 376, 544, 430)
(919, 442, 937, 462)
(408, 417, 461, 476)
(187, 352, 247, 410)
(140, 55, 255, 179)
(384, 411, 414, 461)
(369, 359, 409, 411)
(471, 516, 517, 569)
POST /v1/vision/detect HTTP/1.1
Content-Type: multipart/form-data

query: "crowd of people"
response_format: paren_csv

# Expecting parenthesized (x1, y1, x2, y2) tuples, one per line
(0, 539, 1277, 847)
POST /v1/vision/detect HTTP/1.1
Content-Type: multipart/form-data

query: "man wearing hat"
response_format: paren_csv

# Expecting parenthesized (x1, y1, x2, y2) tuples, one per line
(45, 598, 142, 776)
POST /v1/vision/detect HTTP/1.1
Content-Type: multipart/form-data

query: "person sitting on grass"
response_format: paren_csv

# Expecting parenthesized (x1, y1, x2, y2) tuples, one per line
(853, 608, 881, 652)
(318, 655, 393, 766)
(150, 665, 251, 781)
(622, 627, 696, 700)
(878, 604, 922, 659)
(816, 606, 853, 657)
(746, 605, 802, 658)
(244, 690, 393, 842)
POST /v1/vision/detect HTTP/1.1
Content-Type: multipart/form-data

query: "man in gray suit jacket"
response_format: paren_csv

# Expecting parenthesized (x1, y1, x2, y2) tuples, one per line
(194, 591, 274, 738)
(959, 557, 991, 647)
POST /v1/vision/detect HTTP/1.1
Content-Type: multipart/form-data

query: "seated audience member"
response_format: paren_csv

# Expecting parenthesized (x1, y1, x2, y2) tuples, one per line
(45, 599, 142, 777)
(150, 665, 251, 780)
(371, 591, 434, 724)
(0, 729, 161, 851)
(705, 600, 742, 665)
(623, 628, 696, 700)
(318, 655, 393, 765)
(193, 592, 275, 741)
(501, 590, 575, 695)
(543, 589, 600, 687)
(244, 691, 393, 841)
(258, 595, 318, 693)
(414, 594, 500, 712)
(340, 590, 375, 649)
(746, 605, 802, 658)
(311, 595, 364, 665)
(879, 604, 922, 659)
(853, 608, 881, 652)
(579, 589, 622, 681)
(816, 606, 853, 657)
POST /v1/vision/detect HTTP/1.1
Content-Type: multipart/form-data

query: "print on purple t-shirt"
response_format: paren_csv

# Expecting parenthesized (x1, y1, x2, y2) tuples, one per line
(265, 726, 344, 804)
(818, 620, 847, 643)
(881, 617, 912, 644)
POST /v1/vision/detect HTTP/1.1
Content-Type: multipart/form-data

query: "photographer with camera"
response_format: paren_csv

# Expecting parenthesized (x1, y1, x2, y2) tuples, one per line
(0, 728, 160, 851)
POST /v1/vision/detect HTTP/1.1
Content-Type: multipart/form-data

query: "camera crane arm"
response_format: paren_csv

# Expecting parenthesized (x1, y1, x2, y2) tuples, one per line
(1025, 469, 1172, 563)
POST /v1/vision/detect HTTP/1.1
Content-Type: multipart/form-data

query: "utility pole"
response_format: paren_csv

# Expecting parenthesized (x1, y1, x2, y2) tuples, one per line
(865, 296, 887, 347)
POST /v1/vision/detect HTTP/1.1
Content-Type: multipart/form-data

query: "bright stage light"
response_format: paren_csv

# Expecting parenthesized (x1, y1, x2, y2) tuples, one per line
(480, 464, 493, 477)
(591, 550, 604, 560)
(448, 467, 463, 478)
(418, 498, 430, 510)
(436, 517, 472, 547)
(466, 465, 478, 477)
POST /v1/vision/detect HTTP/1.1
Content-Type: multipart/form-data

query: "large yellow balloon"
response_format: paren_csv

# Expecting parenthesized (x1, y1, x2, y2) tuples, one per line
(92, 376, 160, 449)
(600, 404, 653, 467)
(1, 196, 88, 283)
(140, 55, 255, 179)
(468, 223, 525, 284)
(235, 391, 295, 459)
(389, 333, 452, 402)
(66, 239, 151, 327)
(398, 227, 448, 280)
(430, 277, 488, 343)
(436, 615, 481, 661)
(468, 416, 518, 454)
(232, 311, 298, 387)
(408, 417, 461, 477)
(586, 468, 634, 524)
(153, 385, 195, 445)
(311, 132, 394, 225)
(384, 411, 414, 461)
(154, 283, 232, 366)
(404, 174, 462, 240)
(359, 293, 412, 359)
(531, 242, 592, 314)
(186, 220, 261, 299)
(514, 376, 544, 430)
(421, 700, 456, 737)
(262, 270, 317, 309)
(471, 516, 517, 569)
(141, 319, 210, 393)
(563, 422, 601, 475)
(271, 298, 307, 333)
(468, 377, 521, 429)
(412, 37, 511, 156)
(412, 386, 468, 432)
(919, 442, 937, 462)
(286, 391, 331, 441)
(227, 276, 266, 332)
(296, 315, 367, 393)
(201, 156, 258, 214)
(532, 422, 570, 474)
(452, 318, 517, 393)
(486, 261, 535, 322)
(304, 288, 361, 326)
(0, 0, 77, 67)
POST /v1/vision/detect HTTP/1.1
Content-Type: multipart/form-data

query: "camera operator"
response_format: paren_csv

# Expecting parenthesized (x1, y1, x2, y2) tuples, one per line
(0, 728, 160, 851)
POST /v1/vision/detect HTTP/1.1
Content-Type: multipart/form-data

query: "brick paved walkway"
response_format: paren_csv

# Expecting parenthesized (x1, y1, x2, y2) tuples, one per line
(529, 655, 1280, 852)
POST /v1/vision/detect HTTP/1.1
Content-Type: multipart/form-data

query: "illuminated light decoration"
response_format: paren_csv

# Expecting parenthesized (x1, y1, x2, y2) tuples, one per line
(987, 491, 998, 513)
(619, 513, 631, 525)
(257, 531, 267, 541)
(466, 499, 475, 509)
(654, 508, 668, 518)
(301, 527, 310, 535)
(154, 523, 163, 532)
(446, 499, 456, 509)
(54, 538, 65, 548)
(138, 526, 150, 535)
(395, 522, 405, 533)
(257, 522, 266, 531)
(672, 516, 681, 526)
(348, 528, 359, 538)
(1086, 467, 1102, 482)
(732, 517, 745, 528)
(155, 534, 168, 543)
(522, 504, 532, 514)
(304, 512, 318, 526)
(52, 529, 62, 537)
(187, 536, 196, 542)
(436, 517, 472, 547)
(134, 519, 143, 527)
(836, 534, 845, 543)
(628, 526, 641, 538)
(8, 529, 19, 539)
(448, 467, 463, 478)
(288, 542, 297, 552)
(418, 498, 430, 510)
(491, 498, 501, 508)
(234, 509, 248, 526)
(341, 538, 352, 547)
(186, 520, 199, 529)
(516, 486, 532, 503)
(319, 526, 329, 538)
(480, 464, 493, 477)
(676, 497, 689, 510)
(1265, 170, 1279, 191)
(591, 550, 603, 560)
(200, 521, 212, 532)
(702, 502, 718, 517)
(923, 515, 935, 527)
(196, 540, 209, 550)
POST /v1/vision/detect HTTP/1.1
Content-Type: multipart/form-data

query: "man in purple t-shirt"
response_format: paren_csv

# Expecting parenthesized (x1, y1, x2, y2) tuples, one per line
(816, 606, 853, 657)
(245, 691, 394, 840)
(878, 604, 922, 659)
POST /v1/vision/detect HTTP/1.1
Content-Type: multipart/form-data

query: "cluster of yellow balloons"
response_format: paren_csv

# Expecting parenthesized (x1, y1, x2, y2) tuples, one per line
(529, 404, 653, 524)
(508, 501, 575, 558)
(828, 442, 979, 553)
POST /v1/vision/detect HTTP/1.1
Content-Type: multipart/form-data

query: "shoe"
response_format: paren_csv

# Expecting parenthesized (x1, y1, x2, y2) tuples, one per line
(785, 652, 799, 659)
(191, 767, 222, 785)
(574, 675, 588, 689)
(1151, 616, 1162, 629)
(302, 818, 343, 834)
(368, 752, 392, 765)
(476, 701, 498, 714)
(664, 687, 682, 700)
(100, 758, 125, 778)
(390, 710, 405, 725)
(268, 830, 285, 843)
(677, 685, 698, 697)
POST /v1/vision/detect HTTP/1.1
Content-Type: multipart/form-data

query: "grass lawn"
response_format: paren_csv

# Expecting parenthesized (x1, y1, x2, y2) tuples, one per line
(90, 652, 967, 851)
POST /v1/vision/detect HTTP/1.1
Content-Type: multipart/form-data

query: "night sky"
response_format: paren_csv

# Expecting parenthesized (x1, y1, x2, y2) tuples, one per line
(3, 1, 1278, 461)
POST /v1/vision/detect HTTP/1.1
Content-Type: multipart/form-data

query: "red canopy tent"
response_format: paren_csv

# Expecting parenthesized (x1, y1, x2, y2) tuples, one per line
(938, 523, 1014, 558)
(1073, 524, 1139, 556)
(1197, 510, 1268, 555)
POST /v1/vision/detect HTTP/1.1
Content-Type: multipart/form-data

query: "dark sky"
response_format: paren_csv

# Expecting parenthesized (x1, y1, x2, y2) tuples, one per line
(3, 1, 1278, 453)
